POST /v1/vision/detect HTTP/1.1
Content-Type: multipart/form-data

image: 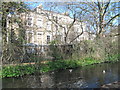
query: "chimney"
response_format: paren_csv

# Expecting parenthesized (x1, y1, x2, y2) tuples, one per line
(36, 4, 43, 12)
(64, 12, 69, 16)
(38, 4, 43, 10)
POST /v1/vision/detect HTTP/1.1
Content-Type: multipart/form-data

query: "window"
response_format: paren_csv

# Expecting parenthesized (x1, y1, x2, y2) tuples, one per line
(56, 35, 61, 41)
(28, 22, 32, 25)
(28, 32, 33, 43)
(53, 16, 56, 19)
(38, 33, 42, 35)
(47, 35, 50, 44)
(37, 18, 43, 28)
(46, 21, 52, 30)
(37, 32, 42, 39)
(28, 18, 32, 20)
(27, 17, 32, 26)
(74, 25, 80, 32)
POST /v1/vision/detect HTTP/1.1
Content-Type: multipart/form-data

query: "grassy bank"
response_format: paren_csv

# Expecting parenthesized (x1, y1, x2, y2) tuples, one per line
(1, 54, 119, 78)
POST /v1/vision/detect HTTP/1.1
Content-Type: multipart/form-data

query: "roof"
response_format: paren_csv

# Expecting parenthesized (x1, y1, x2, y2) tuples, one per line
(33, 4, 74, 19)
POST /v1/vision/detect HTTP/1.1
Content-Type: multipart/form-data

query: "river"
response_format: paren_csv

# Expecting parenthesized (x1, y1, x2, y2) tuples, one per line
(2, 62, 120, 88)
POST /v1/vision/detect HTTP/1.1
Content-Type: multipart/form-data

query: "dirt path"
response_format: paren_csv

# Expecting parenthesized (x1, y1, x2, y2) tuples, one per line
(2, 60, 52, 66)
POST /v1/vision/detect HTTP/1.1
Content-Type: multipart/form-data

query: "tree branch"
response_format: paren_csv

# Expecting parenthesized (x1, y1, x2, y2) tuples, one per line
(69, 22, 84, 43)
(105, 14, 120, 27)
(103, 0, 111, 18)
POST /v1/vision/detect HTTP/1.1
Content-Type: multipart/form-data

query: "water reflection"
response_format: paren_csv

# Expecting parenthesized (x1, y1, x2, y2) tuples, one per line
(2, 62, 119, 88)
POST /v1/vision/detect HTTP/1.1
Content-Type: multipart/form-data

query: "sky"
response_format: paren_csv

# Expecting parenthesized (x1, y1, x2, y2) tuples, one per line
(25, 2, 67, 12)
(24, 2, 119, 26)
(24, 2, 71, 17)
(25, 2, 41, 10)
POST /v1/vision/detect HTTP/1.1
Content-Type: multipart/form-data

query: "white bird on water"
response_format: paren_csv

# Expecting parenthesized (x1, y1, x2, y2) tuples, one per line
(69, 69, 73, 73)
(103, 70, 106, 73)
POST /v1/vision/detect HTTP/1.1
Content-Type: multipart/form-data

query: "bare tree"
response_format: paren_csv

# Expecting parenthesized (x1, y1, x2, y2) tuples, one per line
(1, 2, 29, 64)
(41, 2, 86, 44)
(72, 1, 119, 38)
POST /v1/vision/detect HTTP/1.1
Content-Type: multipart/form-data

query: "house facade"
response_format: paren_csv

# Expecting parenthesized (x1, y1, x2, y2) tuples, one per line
(7, 5, 90, 46)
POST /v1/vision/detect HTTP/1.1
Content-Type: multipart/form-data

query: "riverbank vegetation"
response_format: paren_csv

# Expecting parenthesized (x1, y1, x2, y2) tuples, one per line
(1, 53, 119, 78)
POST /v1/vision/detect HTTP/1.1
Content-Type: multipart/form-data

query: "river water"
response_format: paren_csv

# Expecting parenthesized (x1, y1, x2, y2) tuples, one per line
(2, 62, 120, 88)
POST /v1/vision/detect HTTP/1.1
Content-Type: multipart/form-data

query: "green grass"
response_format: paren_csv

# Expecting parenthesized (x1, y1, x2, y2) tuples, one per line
(1, 54, 119, 78)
